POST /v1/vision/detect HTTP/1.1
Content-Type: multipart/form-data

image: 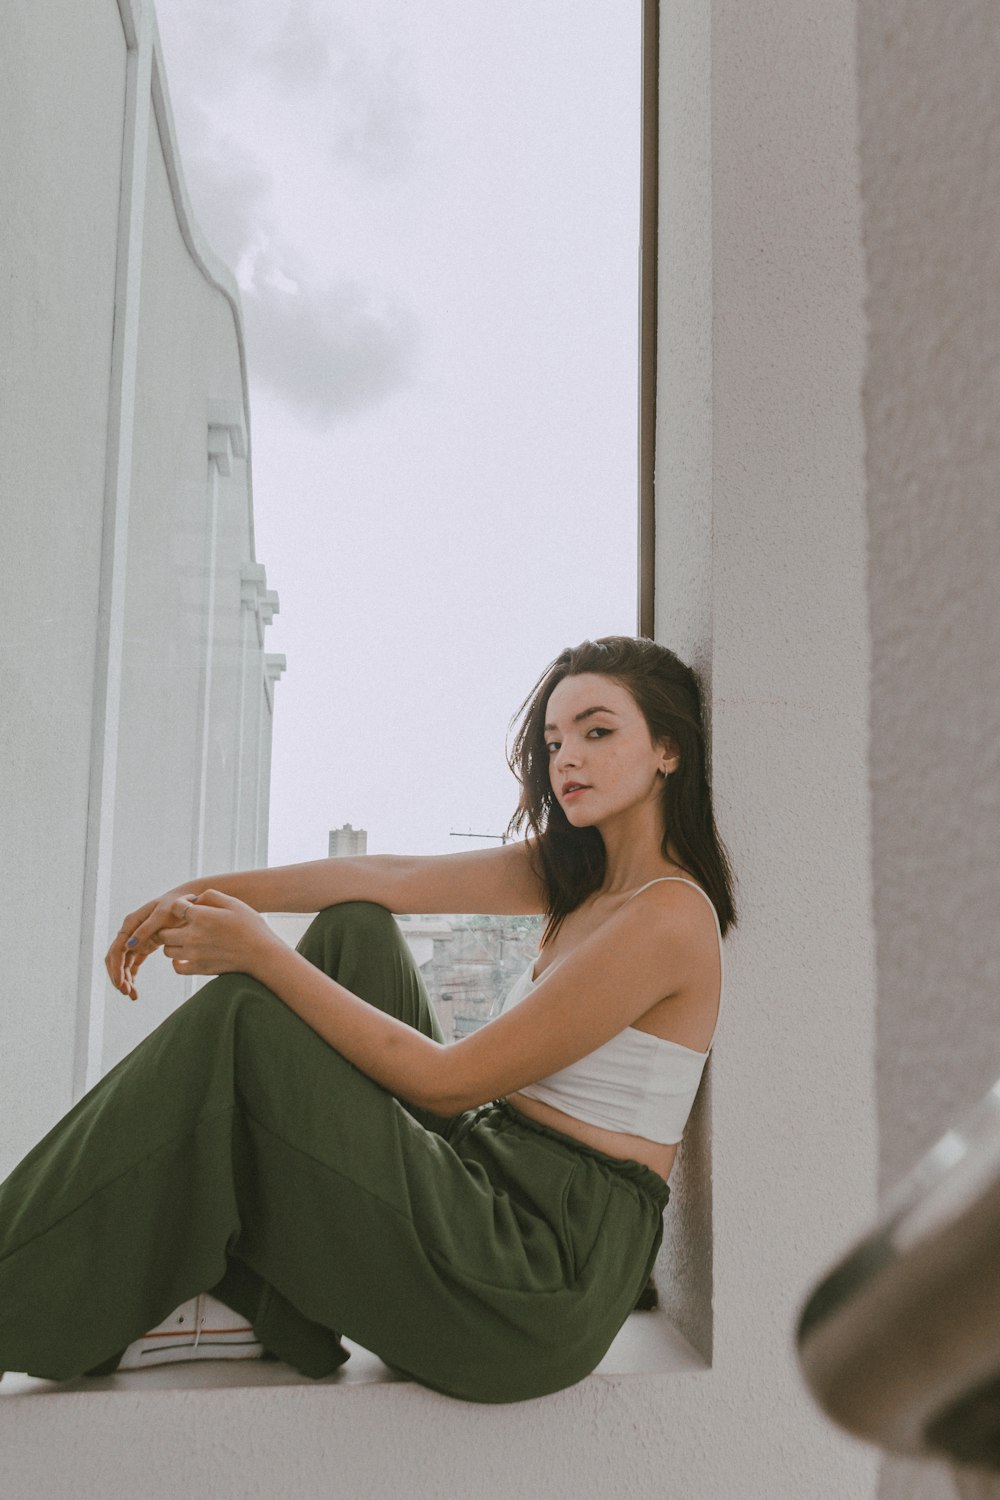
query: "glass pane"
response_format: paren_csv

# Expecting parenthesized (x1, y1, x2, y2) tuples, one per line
(156, 0, 643, 1023)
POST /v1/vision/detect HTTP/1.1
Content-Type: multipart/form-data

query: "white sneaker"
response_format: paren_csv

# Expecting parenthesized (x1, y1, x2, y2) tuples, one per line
(117, 1292, 264, 1369)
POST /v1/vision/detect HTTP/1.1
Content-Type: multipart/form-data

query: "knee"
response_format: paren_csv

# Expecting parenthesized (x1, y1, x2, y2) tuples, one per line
(178, 970, 275, 1028)
(295, 900, 399, 961)
(304, 900, 396, 939)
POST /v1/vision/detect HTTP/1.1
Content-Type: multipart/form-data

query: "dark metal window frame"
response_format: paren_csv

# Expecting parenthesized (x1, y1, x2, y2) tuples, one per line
(638, 0, 659, 639)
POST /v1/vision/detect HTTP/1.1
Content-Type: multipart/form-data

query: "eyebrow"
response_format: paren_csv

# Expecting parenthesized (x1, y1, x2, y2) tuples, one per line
(543, 706, 620, 733)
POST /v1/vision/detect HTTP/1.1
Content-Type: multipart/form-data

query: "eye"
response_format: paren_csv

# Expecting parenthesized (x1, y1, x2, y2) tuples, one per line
(587, 727, 612, 739)
(545, 740, 561, 755)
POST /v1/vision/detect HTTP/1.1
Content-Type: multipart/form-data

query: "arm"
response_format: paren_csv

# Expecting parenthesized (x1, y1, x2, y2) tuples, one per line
(156, 882, 707, 1116)
(107, 839, 546, 999)
(143, 840, 547, 915)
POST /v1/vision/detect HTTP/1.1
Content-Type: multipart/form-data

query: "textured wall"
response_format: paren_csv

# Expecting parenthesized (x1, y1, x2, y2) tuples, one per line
(659, 0, 878, 1489)
(651, 0, 716, 1363)
(861, 0, 1000, 1184)
(858, 3, 1000, 1498)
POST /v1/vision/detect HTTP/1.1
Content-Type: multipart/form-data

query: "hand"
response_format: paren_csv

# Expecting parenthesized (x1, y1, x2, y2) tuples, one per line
(106, 889, 190, 1001)
(106, 888, 278, 1000)
(155, 889, 279, 983)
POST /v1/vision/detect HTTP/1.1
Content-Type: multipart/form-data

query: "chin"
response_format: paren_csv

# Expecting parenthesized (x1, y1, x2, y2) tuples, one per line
(561, 804, 599, 830)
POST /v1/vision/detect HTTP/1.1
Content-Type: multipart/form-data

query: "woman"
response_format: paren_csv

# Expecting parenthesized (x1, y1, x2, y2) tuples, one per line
(0, 635, 736, 1402)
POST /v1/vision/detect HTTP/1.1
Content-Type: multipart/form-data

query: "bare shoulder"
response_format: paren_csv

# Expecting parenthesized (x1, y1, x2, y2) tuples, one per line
(637, 875, 719, 929)
(615, 877, 721, 974)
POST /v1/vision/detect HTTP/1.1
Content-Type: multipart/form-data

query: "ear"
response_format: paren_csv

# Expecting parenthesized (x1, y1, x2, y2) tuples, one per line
(657, 739, 681, 777)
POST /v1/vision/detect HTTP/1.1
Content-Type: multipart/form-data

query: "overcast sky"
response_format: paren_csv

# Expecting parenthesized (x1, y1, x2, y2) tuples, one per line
(152, 0, 642, 865)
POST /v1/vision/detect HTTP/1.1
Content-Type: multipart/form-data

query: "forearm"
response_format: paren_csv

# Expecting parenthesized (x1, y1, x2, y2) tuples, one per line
(179, 854, 408, 915)
(252, 938, 462, 1114)
(172, 841, 546, 920)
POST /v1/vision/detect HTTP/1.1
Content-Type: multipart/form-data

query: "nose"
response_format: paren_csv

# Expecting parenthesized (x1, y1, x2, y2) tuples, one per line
(554, 739, 581, 775)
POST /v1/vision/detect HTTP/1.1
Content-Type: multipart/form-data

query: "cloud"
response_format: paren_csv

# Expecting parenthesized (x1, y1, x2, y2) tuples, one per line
(258, 0, 338, 94)
(179, 142, 422, 424)
(177, 106, 273, 271)
(258, 1, 424, 179)
(156, 0, 423, 424)
(326, 37, 423, 179)
(241, 249, 421, 425)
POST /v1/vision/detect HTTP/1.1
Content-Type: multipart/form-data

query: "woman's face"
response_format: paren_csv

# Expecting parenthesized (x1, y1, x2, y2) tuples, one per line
(543, 672, 675, 829)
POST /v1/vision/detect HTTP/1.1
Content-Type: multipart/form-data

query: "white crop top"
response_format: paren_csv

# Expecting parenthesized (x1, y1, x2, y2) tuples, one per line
(500, 877, 724, 1146)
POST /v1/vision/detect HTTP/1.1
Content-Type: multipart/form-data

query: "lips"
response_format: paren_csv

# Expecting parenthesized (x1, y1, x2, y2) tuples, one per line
(561, 783, 590, 798)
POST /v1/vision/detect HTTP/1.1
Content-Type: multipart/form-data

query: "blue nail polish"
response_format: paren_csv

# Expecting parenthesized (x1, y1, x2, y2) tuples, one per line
(126, 938, 137, 948)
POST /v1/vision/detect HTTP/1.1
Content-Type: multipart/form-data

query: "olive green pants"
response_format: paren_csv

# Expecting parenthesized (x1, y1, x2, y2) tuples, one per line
(0, 902, 669, 1402)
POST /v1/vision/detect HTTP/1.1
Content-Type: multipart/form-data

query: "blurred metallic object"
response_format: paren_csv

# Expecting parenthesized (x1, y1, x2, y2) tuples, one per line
(796, 1077, 1000, 1470)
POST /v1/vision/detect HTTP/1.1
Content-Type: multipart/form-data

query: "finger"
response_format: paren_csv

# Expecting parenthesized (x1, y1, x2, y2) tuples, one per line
(124, 923, 165, 959)
(108, 896, 161, 995)
(110, 947, 139, 1000)
(108, 934, 134, 994)
(185, 888, 233, 909)
(110, 900, 158, 977)
(156, 923, 193, 946)
(167, 896, 199, 922)
(124, 949, 144, 997)
(127, 895, 198, 957)
(106, 928, 133, 988)
(123, 951, 148, 990)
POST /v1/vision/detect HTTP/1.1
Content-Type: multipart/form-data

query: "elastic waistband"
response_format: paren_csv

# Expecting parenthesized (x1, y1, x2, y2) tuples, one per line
(488, 1098, 671, 1212)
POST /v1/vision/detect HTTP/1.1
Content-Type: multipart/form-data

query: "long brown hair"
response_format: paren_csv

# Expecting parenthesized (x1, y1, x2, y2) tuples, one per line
(506, 636, 738, 942)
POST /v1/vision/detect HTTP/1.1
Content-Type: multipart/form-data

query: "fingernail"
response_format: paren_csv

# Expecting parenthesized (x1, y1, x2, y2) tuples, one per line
(126, 938, 137, 948)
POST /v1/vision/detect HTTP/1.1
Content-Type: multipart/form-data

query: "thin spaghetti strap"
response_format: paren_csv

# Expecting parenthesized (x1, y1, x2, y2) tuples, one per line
(625, 876, 721, 931)
(621, 875, 715, 913)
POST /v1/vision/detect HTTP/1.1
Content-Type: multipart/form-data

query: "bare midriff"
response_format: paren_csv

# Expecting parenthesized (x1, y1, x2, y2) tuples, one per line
(505, 1090, 678, 1185)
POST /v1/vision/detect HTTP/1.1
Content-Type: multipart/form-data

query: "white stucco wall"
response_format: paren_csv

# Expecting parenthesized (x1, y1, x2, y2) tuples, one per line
(650, 0, 879, 1492)
(858, 5, 1000, 1499)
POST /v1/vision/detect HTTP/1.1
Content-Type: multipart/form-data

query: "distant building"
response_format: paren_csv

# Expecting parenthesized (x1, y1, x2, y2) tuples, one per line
(414, 914, 545, 1041)
(264, 909, 544, 1041)
(329, 823, 367, 858)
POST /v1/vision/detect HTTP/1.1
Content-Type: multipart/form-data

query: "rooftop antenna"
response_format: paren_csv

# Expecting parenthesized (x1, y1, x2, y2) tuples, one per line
(449, 830, 509, 845)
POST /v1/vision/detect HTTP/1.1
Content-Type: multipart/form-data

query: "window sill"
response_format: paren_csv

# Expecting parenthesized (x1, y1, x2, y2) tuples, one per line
(0, 1308, 705, 1398)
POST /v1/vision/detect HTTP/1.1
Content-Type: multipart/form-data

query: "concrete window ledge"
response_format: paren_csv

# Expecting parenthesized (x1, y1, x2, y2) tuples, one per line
(0, 1309, 704, 1399)
(0, 1314, 708, 1500)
